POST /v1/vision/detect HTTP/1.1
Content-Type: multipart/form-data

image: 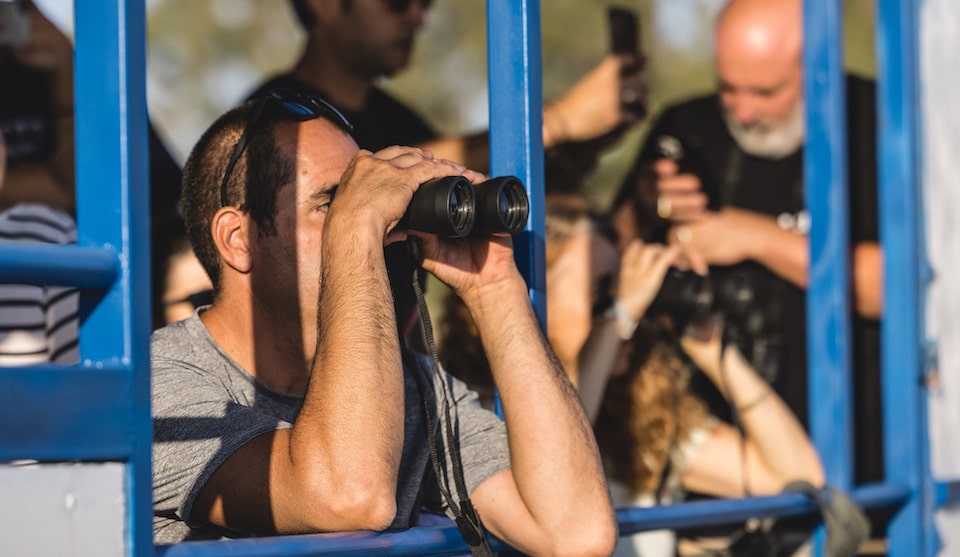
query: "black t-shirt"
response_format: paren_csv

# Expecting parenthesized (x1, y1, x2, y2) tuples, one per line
(247, 74, 438, 151)
(615, 75, 883, 484)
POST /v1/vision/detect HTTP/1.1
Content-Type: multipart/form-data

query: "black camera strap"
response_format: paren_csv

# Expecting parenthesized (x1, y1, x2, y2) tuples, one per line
(398, 240, 492, 557)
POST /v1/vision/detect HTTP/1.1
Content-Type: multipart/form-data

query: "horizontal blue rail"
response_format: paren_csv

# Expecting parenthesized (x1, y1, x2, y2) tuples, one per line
(154, 484, 909, 557)
(0, 243, 118, 288)
(935, 481, 960, 508)
(0, 365, 134, 461)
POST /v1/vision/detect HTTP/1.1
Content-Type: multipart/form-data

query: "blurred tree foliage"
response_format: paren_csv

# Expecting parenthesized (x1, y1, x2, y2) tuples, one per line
(147, 0, 875, 209)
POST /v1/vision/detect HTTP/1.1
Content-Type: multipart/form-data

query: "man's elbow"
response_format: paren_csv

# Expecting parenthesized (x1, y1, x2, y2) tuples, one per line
(299, 481, 398, 532)
(546, 515, 619, 557)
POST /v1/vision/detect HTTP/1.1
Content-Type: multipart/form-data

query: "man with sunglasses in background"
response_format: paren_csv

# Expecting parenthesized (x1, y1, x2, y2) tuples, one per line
(250, 0, 642, 172)
(150, 91, 618, 555)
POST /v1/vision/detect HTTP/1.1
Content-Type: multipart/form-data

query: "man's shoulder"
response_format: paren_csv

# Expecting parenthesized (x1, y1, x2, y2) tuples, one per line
(362, 88, 435, 131)
(846, 73, 877, 94)
(646, 92, 727, 147)
(151, 314, 217, 369)
(365, 87, 421, 116)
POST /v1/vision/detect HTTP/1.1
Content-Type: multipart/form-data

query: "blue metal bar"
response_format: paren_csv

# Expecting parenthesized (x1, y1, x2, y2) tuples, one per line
(803, 0, 854, 493)
(618, 483, 910, 535)
(0, 243, 118, 287)
(0, 366, 132, 461)
(935, 481, 960, 509)
(154, 483, 911, 557)
(156, 523, 512, 557)
(487, 0, 546, 323)
(75, 0, 153, 554)
(875, 0, 935, 555)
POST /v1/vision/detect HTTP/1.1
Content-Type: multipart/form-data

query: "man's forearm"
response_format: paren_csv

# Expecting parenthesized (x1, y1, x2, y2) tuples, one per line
(470, 280, 614, 544)
(740, 213, 808, 288)
(295, 223, 405, 511)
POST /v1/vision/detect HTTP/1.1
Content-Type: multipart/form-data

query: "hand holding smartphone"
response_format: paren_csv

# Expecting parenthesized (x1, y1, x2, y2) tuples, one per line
(608, 6, 647, 122)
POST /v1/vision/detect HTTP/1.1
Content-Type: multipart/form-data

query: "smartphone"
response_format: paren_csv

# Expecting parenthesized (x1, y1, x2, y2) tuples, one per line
(608, 6, 646, 122)
(0, 0, 30, 47)
(608, 6, 639, 56)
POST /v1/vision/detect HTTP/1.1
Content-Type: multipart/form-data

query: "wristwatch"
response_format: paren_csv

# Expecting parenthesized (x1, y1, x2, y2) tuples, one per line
(603, 299, 639, 341)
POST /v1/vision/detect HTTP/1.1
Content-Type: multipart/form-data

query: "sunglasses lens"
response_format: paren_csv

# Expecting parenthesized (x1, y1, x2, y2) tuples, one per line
(278, 100, 316, 118)
(387, 0, 431, 13)
(187, 289, 215, 309)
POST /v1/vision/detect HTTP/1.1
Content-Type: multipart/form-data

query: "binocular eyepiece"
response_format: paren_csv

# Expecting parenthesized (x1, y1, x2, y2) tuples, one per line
(400, 175, 530, 238)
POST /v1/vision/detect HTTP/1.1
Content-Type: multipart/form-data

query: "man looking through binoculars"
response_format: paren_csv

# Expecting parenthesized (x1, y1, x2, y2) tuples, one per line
(150, 93, 617, 556)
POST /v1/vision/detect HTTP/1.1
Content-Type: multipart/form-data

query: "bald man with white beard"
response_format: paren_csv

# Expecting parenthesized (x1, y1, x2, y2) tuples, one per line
(610, 0, 885, 487)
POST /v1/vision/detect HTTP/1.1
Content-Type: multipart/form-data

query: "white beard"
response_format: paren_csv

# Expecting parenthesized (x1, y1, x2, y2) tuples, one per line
(723, 99, 806, 159)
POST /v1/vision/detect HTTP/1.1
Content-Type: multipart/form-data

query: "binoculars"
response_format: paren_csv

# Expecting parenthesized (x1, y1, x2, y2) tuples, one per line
(400, 176, 529, 238)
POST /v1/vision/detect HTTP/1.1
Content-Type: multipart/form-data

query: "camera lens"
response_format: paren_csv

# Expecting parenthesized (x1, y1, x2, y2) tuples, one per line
(474, 176, 529, 235)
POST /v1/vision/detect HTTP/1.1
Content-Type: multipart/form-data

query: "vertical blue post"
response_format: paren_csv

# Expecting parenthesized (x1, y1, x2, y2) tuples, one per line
(803, 0, 853, 492)
(75, 0, 153, 554)
(875, 0, 935, 555)
(487, 0, 545, 323)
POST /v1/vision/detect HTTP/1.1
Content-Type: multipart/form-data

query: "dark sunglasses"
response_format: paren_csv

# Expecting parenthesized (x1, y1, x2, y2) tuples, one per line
(385, 0, 433, 15)
(165, 288, 215, 310)
(219, 89, 353, 208)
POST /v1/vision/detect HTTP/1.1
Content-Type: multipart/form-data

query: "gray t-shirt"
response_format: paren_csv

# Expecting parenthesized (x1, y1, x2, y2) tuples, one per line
(152, 312, 510, 544)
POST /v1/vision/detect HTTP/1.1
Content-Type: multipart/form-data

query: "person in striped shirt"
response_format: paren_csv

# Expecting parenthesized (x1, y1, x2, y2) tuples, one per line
(0, 129, 79, 366)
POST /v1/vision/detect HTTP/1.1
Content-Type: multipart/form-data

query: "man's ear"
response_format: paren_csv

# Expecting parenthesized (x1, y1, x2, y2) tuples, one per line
(211, 207, 252, 274)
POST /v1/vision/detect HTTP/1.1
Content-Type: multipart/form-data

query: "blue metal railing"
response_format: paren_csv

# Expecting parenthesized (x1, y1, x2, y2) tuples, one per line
(1, 0, 930, 554)
(875, 0, 935, 554)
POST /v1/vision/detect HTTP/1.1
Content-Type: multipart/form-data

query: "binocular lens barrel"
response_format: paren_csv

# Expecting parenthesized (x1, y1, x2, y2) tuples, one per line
(473, 176, 530, 236)
(401, 176, 476, 237)
(401, 175, 529, 238)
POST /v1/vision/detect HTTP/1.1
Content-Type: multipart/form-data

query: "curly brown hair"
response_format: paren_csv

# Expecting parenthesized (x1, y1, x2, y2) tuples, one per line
(593, 324, 709, 496)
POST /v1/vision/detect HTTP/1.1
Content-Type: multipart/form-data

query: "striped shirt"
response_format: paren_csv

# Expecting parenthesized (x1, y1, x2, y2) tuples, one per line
(0, 204, 79, 366)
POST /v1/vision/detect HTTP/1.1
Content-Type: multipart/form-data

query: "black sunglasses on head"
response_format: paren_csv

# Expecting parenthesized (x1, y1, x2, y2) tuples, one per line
(219, 89, 353, 208)
(385, 0, 433, 14)
(165, 288, 215, 310)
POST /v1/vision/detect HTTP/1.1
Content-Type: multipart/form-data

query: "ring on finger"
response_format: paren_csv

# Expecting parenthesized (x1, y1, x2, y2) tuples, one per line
(656, 195, 672, 219)
(674, 225, 692, 244)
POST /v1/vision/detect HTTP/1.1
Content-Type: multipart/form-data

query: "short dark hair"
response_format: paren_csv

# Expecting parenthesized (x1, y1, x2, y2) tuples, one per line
(180, 101, 297, 290)
(290, 0, 353, 29)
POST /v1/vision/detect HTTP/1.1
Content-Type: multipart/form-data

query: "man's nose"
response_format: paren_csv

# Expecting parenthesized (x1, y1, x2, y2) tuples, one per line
(730, 99, 758, 127)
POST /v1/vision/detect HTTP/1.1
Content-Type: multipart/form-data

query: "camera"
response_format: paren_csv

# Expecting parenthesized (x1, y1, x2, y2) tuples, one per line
(647, 268, 753, 328)
(654, 135, 720, 211)
(400, 175, 529, 238)
(648, 267, 782, 382)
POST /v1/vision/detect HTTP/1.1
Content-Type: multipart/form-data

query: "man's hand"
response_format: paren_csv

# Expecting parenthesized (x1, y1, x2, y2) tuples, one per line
(331, 146, 480, 244)
(648, 159, 709, 223)
(416, 224, 521, 306)
(543, 54, 646, 147)
(667, 207, 770, 267)
(668, 208, 809, 288)
(616, 239, 680, 322)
